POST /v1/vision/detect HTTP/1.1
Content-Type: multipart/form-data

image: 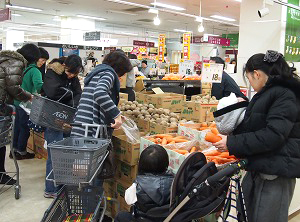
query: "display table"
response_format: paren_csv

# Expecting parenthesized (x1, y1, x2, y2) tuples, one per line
(143, 80, 202, 97)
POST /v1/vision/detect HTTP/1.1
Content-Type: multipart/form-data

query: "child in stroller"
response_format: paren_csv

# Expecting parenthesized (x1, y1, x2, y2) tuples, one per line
(114, 144, 174, 222)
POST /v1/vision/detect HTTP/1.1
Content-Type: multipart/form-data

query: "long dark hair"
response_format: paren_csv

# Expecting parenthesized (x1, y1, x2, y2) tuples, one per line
(245, 52, 296, 80)
(138, 145, 169, 175)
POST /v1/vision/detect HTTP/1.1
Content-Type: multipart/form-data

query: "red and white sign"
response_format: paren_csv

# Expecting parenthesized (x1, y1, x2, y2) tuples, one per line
(158, 34, 166, 62)
(0, 8, 10, 22)
(133, 40, 155, 47)
(182, 33, 191, 60)
(207, 36, 230, 46)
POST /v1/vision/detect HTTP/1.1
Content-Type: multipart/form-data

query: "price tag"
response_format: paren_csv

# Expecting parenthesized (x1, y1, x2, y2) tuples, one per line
(179, 60, 195, 75)
(201, 63, 223, 83)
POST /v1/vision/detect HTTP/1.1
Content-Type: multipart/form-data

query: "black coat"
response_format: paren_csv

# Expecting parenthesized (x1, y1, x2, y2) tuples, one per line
(211, 71, 248, 100)
(43, 62, 82, 107)
(133, 173, 174, 221)
(227, 76, 300, 178)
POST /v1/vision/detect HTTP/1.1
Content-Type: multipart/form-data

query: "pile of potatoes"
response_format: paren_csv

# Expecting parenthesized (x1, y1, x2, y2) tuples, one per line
(119, 101, 187, 127)
(193, 94, 218, 104)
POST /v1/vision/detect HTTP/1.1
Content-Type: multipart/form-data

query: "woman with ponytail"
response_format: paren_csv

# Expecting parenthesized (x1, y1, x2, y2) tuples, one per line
(214, 50, 300, 222)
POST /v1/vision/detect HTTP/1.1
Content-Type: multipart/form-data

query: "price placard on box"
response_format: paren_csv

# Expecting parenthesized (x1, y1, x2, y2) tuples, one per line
(201, 63, 224, 83)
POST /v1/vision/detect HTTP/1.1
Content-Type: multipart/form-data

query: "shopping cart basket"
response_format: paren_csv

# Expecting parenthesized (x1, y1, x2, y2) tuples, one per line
(0, 104, 21, 199)
(46, 124, 110, 188)
(41, 185, 106, 222)
(30, 94, 76, 133)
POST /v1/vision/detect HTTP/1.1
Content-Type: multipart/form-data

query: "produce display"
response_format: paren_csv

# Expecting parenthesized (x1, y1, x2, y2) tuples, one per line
(147, 134, 189, 145)
(119, 101, 187, 127)
(192, 94, 218, 104)
(162, 74, 183, 80)
(183, 75, 201, 80)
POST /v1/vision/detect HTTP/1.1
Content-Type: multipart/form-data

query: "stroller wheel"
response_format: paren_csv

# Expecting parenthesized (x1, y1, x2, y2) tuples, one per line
(15, 185, 21, 199)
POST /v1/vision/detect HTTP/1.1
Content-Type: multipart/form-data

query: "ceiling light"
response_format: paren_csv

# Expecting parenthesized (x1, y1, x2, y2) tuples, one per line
(121, 32, 138, 36)
(148, 8, 159, 14)
(210, 15, 236, 22)
(151, 2, 185, 11)
(6, 4, 43, 12)
(153, 15, 161, 26)
(108, 10, 138, 16)
(76, 15, 106, 21)
(174, 29, 192, 33)
(258, 8, 270, 18)
(11, 13, 22, 17)
(198, 23, 204, 32)
(53, 16, 61, 22)
(195, 16, 203, 22)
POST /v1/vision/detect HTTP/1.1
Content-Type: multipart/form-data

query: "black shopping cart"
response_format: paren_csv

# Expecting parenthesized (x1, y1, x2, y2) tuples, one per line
(42, 123, 111, 222)
(0, 104, 21, 199)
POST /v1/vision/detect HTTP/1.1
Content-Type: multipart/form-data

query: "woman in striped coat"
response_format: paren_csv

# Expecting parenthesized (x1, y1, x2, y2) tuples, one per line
(72, 51, 132, 137)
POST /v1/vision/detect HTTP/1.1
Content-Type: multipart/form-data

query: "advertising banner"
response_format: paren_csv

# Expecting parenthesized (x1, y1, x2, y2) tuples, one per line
(158, 34, 166, 62)
(182, 33, 191, 60)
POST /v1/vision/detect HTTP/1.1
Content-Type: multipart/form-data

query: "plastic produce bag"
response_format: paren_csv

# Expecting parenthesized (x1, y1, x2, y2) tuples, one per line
(125, 182, 137, 205)
(121, 116, 141, 143)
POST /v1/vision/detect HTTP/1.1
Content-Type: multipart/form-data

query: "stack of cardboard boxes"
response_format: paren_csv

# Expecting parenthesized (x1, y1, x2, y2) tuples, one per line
(27, 130, 47, 159)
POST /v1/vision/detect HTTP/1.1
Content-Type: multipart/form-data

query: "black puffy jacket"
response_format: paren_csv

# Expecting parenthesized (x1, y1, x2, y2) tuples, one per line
(227, 76, 300, 178)
(42, 62, 82, 107)
(134, 173, 174, 221)
(0, 50, 31, 104)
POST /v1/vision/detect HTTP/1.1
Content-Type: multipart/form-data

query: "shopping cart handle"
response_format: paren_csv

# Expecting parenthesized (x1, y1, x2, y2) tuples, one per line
(206, 159, 248, 185)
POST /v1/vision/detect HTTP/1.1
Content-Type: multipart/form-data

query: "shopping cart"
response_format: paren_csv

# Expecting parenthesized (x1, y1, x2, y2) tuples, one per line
(42, 123, 111, 222)
(0, 104, 21, 199)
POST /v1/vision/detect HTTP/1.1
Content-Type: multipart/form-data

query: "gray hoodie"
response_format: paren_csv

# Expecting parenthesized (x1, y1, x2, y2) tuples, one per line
(126, 59, 140, 87)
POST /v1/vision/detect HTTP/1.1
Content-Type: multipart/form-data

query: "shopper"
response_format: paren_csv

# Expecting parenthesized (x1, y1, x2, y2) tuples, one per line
(210, 57, 247, 100)
(114, 144, 174, 222)
(120, 54, 140, 101)
(12, 44, 43, 160)
(141, 60, 150, 77)
(72, 51, 132, 137)
(214, 50, 300, 222)
(43, 55, 83, 198)
(0, 50, 32, 185)
(37, 47, 49, 78)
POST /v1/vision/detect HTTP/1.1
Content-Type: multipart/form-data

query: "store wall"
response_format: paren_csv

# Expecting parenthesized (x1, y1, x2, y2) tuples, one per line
(237, 0, 286, 86)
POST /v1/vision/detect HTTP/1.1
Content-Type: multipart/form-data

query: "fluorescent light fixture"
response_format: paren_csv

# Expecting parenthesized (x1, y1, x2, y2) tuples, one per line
(120, 32, 138, 36)
(35, 22, 59, 27)
(11, 13, 22, 17)
(153, 16, 161, 26)
(253, 19, 279, 23)
(6, 4, 42, 12)
(205, 33, 220, 36)
(151, 2, 185, 11)
(53, 16, 61, 22)
(174, 29, 192, 33)
(210, 15, 236, 22)
(108, 10, 138, 16)
(76, 15, 106, 21)
(195, 16, 203, 22)
(148, 8, 159, 14)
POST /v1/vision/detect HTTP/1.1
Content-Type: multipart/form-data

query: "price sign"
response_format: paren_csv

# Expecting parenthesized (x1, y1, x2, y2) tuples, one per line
(179, 60, 195, 75)
(201, 63, 223, 83)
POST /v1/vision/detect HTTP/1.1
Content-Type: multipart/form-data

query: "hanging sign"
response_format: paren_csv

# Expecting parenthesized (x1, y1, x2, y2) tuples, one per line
(182, 33, 191, 60)
(133, 40, 155, 47)
(158, 34, 166, 62)
(122, 46, 134, 52)
(83, 31, 101, 41)
(201, 63, 224, 83)
(179, 60, 195, 75)
(0, 8, 10, 22)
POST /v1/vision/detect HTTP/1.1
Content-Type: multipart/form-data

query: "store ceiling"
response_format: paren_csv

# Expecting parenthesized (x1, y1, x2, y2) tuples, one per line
(1, 0, 241, 42)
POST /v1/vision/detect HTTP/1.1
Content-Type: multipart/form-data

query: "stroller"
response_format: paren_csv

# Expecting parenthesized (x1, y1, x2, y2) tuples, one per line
(132, 152, 247, 222)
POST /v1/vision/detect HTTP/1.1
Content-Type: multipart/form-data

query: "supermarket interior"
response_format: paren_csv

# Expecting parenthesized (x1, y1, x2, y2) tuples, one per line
(1, 0, 300, 221)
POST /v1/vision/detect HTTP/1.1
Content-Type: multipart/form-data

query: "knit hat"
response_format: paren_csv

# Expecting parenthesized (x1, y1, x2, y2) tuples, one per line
(213, 93, 248, 135)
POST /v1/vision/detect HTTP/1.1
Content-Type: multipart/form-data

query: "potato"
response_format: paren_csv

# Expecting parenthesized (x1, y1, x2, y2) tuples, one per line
(139, 115, 145, 119)
(144, 117, 150, 121)
(211, 96, 217, 100)
(164, 109, 170, 115)
(133, 101, 139, 105)
(202, 99, 209, 104)
(148, 108, 154, 114)
(137, 104, 143, 108)
(170, 122, 177, 127)
(170, 117, 177, 123)
(126, 110, 133, 115)
(141, 110, 147, 115)
(132, 110, 140, 116)
(145, 114, 151, 118)
(156, 118, 162, 123)
(148, 104, 155, 109)
(131, 104, 137, 109)
(153, 114, 160, 119)
(128, 101, 133, 105)
(160, 114, 166, 118)
(170, 112, 177, 118)
(161, 120, 168, 126)
(150, 119, 156, 123)
(125, 105, 131, 110)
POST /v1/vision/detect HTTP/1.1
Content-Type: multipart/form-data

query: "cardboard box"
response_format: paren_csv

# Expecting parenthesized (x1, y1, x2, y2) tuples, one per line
(177, 123, 208, 141)
(112, 128, 125, 137)
(181, 101, 217, 123)
(26, 130, 34, 152)
(134, 79, 145, 92)
(119, 74, 127, 89)
(115, 160, 138, 184)
(135, 91, 154, 104)
(137, 118, 150, 133)
(202, 82, 212, 89)
(104, 179, 115, 198)
(112, 135, 141, 166)
(147, 93, 186, 113)
(34, 133, 47, 159)
(201, 88, 212, 95)
(119, 92, 129, 101)
(115, 179, 132, 212)
(149, 122, 178, 135)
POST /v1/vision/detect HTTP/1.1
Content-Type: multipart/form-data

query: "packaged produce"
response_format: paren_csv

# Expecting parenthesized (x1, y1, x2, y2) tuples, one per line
(191, 94, 218, 104)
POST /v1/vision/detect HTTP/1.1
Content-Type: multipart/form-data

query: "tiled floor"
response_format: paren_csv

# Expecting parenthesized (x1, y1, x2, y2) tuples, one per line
(1, 149, 300, 222)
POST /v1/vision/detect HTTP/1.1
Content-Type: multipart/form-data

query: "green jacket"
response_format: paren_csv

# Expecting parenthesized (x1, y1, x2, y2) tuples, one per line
(14, 63, 43, 106)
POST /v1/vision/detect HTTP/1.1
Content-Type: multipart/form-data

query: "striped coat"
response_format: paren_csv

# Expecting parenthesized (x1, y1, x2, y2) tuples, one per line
(72, 64, 120, 137)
